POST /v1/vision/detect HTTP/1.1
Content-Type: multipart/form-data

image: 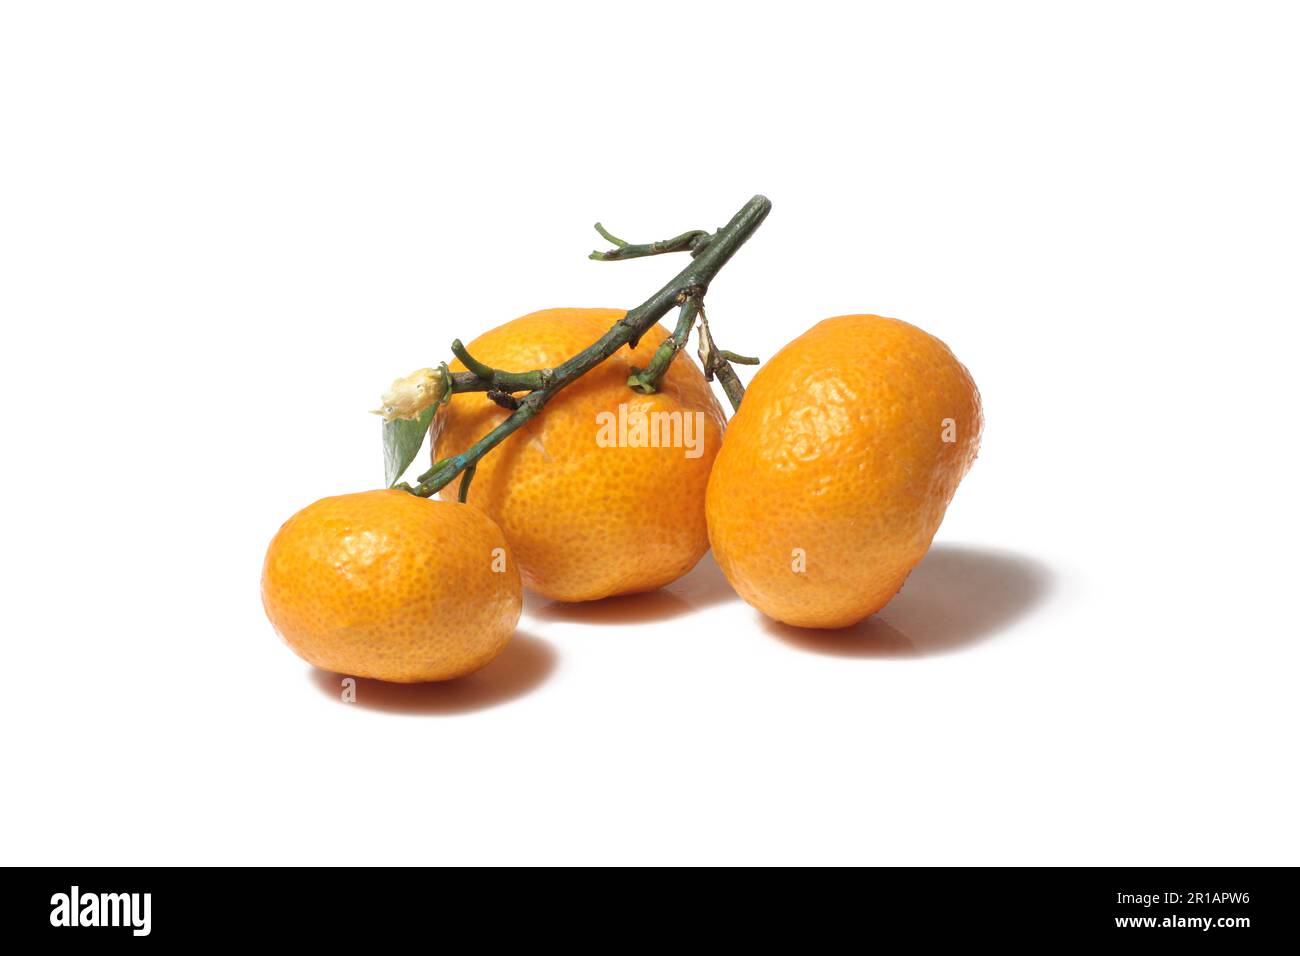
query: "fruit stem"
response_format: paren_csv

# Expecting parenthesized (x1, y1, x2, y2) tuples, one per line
(627, 294, 702, 394)
(400, 195, 772, 499)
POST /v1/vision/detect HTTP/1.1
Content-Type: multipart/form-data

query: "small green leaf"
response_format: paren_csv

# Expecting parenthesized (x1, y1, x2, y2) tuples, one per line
(383, 405, 436, 487)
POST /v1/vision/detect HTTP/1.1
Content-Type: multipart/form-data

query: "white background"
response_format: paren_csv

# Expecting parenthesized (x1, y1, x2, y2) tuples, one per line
(2, 2, 1297, 866)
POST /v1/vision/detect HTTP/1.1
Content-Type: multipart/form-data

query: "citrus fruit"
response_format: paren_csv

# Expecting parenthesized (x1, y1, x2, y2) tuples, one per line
(706, 314, 982, 628)
(261, 490, 522, 681)
(433, 307, 726, 602)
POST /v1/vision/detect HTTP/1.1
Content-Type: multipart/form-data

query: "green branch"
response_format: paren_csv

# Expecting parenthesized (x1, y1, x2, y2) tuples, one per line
(397, 195, 771, 499)
(448, 340, 552, 393)
(695, 304, 756, 413)
(590, 224, 713, 261)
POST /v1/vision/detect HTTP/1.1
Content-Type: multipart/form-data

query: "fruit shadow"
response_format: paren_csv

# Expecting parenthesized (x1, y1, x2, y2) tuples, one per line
(306, 630, 557, 715)
(524, 551, 737, 626)
(764, 544, 1054, 658)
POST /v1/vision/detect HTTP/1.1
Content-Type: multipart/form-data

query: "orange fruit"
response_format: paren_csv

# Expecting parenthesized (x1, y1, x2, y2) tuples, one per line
(261, 490, 521, 681)
(706, 314, 982, 628)
(433, 308, 726, 601)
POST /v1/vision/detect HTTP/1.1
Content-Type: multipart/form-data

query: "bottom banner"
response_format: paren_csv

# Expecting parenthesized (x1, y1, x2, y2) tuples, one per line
(4, 866, 1293, 946)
